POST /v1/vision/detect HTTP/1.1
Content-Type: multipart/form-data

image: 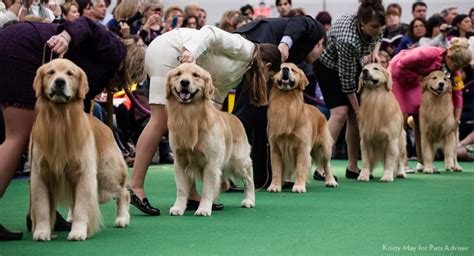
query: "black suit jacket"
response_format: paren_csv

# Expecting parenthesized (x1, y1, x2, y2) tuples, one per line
(234, 15, 325, 64)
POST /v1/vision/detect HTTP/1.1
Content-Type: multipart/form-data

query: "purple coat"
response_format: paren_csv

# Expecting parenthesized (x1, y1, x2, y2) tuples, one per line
(0, 17, 126, 108)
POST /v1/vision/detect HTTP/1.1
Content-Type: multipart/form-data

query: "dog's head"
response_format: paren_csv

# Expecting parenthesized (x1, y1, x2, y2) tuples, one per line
(33, 59, 88, 102)
(273, 63, 309, 91)
(358, 63, 392, 92)
(165, 63, 214, 104)
(422, 70, 452, 96)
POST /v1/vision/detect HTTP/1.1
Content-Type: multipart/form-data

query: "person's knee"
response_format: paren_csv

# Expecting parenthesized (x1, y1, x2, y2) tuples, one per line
(330, 107, 348, 123)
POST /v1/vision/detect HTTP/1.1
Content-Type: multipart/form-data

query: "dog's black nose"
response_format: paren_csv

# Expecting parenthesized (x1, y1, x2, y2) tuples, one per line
(438, 82, 444, 89)
(54, 78, 66, 90)
(282, 67, 289, 79)
(180, 79, 190, 88)
(362, 69, 369, 75)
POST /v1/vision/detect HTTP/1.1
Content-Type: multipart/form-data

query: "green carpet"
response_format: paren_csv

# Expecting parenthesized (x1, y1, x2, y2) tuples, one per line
(1, 160, 473, 256)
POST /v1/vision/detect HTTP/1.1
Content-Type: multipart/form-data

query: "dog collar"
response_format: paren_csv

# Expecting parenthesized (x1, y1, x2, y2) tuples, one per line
(441, 63, 452, 79)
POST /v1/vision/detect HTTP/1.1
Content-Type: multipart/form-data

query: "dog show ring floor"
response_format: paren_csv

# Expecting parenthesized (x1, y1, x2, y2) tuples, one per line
(1, 160, 473, 256)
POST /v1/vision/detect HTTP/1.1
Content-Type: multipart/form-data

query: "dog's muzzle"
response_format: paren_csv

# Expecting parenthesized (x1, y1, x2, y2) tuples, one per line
(361, 69, 379, 87)
(277, 67, 295, 90)
(430, 82, 446, 95)
(174, 79, 198, 103)
(48, 78, 71, 102)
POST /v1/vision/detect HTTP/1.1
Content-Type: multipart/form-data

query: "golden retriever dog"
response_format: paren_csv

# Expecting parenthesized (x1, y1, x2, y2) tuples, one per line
(29, 59, 130, 241)
(419, 70, 459, 173)
(357, 63, 407, 182)
(165, 63, 255, 216)
(267, 63, 337, 193)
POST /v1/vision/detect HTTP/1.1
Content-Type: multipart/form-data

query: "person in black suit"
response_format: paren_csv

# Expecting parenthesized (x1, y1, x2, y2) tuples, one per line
(232, 15, 326, 188)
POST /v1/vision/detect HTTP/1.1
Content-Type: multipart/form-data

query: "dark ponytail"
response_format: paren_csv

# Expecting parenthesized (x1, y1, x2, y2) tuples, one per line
(356, 0, 385, 26)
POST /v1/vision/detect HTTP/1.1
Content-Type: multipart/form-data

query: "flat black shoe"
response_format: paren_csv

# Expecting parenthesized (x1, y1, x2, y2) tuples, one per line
(313, 171, 338, 182)
(0, 225, 23, 241)
(127, 186, 160, 216)
(282, 181, 294, 189)
(26, 211, 72, 232)
(186, 199, 224, 211)
(345, 168, 373, 180)
(225, 180, 244, 193)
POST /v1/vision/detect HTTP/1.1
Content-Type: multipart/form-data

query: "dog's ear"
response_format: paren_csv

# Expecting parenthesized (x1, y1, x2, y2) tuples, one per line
(384, 69, 393, 91)
(33, 65, 46, 98)
(298, 70, 309, 91)
(202, 70, 214, 99)
(165, 69, 174, 99)
(421, 74, 430, 92)
(357, 76, 363, 93)
(77, 66, 89, 99)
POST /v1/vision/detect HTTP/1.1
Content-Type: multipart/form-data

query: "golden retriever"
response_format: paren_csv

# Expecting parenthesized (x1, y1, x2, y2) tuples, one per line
(165, 63, 255, 216)
(357, 63, 407, 182)
(267, 63, 337, 193)
(419, 70, 459, 173)
(29, 59, 130, 241)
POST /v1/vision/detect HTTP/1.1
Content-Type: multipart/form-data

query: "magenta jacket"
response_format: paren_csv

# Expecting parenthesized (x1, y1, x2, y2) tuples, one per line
(389, 46, 463, 114)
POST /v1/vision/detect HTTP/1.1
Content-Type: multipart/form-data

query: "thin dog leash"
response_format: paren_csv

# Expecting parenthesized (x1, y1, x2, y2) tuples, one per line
(42, 43, 54, 65)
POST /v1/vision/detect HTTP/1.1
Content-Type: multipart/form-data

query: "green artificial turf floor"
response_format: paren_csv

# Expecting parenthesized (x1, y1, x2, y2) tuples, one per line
(1, 160, 473, 256)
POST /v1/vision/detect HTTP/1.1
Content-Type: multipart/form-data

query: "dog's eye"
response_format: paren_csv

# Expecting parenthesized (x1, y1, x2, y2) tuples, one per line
(192, 72, 199, 77)
(176, 71, 181, 76)
(47, 70, 55, 75)
(66, 70, 73, 76)
(432, 77, 437, 80)
(373, 67, 379, 70)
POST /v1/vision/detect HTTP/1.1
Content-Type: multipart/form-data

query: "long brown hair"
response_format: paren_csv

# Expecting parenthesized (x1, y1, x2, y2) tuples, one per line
(246, 43, 281, 106)
(108, 39, 146, 91)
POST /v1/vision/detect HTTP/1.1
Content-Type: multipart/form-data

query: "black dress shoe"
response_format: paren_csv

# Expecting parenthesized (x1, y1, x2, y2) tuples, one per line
(345, 168, 373, 180)
(282, 181, 294, 189)
(0, 225, 23, 241)
(313, 171, 339, 182)
(225, 180, 244, 193)
(186, 199, 224, 211)
(158, 153, 174, 164)
(127, 186, 160, 216)
(26, 210, 72, 232)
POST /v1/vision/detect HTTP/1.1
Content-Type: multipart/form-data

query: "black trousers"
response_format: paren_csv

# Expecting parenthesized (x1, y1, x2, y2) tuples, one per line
(232, 80, 271, 188)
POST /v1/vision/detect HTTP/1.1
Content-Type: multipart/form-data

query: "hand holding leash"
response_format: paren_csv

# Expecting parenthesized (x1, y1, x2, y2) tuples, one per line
(179, 49, 196, 63)
(46, 31, 71, 58)
(277, 42, 289, 63)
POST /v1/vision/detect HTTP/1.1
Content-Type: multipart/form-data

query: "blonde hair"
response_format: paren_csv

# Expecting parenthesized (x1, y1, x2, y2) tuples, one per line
(219, 10, 240, 32)
(109, 39, 146, 90)
(113, 0, 139, 20)
(447, 37, 472, 68)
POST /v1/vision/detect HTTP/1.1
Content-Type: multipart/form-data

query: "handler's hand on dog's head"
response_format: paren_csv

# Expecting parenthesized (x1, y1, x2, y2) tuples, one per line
(179, 50, 196, 63)
(46, 34, 69, 58)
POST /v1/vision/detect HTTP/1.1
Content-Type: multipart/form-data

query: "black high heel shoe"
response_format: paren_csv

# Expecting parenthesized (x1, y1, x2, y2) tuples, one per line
(0, 225, 23, 241)
(127, 185, 161, 216)
(26, 210, 72, 232)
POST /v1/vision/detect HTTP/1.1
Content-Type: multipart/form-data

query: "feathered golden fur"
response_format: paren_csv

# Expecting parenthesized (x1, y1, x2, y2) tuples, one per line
(29, 59, 130, 241)
(165, 63, 255, 216)
(419, 70, 459, 173)
(357, 63, 407, 182)
(266, 63, 337, 193)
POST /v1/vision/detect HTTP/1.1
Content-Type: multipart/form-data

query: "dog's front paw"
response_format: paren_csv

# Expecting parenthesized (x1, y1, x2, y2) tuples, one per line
(292, 184, 306, 193)
(115, 215, 130, 228)
(452, 165, 463, 172)
(357, 174, 370, 182)
(241, 199, 255, 208)
(67, 230, 87, 241)
(194, 207, 212, 216)
(169, 206, 185, 216)
(380, 174, 394, 182)
(325, 179, 338, 188)
(423, 168, 433, 174)
(33, 230, 51, 241)
(267, 184, 281, 193)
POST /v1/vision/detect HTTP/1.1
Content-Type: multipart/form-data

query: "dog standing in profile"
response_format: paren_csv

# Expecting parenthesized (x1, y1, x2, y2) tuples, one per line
(357, 63, 407, 182)
(267, 63, 337, 193)
(419, 70, 459, 173)
(29, 59, 130, 241)
(165, 63, 255, 216)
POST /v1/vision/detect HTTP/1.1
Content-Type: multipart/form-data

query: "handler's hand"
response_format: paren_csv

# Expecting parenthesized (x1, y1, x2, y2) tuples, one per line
(278, 42, 289, 63)
(179, 50, 195, 63)
(46, 31, 71, 58)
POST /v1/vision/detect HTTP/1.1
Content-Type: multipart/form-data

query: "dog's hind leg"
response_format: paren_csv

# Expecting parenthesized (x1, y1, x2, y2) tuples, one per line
(237, 161, 255, 208)
(30, 165, 53, 241)
(396, 130, 407, 178)
(115, 187, 130, 227)
(315, 146, 338, 188)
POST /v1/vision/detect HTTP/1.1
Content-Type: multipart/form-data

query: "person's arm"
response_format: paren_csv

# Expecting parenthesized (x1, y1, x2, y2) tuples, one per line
(336, 41, 360, 111)
(182, 25, 254, 62)
(58, 16, 126, 64)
